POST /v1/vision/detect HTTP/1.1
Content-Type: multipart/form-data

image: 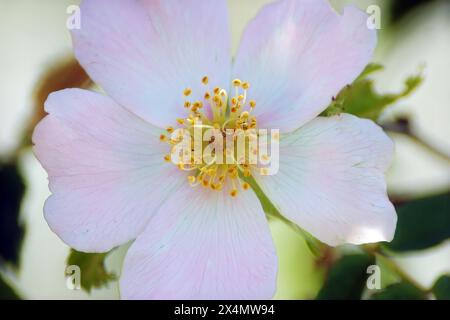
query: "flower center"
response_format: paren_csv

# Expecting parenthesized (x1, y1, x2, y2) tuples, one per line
(160, 77, 267, 197)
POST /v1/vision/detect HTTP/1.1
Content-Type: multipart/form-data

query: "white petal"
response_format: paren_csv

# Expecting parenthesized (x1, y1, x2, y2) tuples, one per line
(120, 183, 277, 299)
(72, 0, 231, 128)
(33, 89, 185, 252)
(256, 114, 396, 246)
(233, 0, 376, 132)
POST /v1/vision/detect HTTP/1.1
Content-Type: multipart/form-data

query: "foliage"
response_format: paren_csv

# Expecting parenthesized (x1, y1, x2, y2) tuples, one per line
(0, 162, 25, 266)
(316, 253, 375, 300)
(0, 275, 20, 300)
(322, 63, 423, 120)
(385, 193, 450, 252)
(371, 282, 425, 300)
(432, 275, 450, 300)
(67, 249, 116, 293)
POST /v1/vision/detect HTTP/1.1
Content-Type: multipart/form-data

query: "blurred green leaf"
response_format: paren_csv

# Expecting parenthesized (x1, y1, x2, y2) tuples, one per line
(375, 254, 402, 288)
(371, 282, 425, 300)
(316, 253, 374, 300)
(385, 193, 450, 252)
(0, 274, 20, 300)
(67, 249, 116, 293)
(432, 275, 450, 300)
(322, 64, 422, 120)
(0, 162, 26, 266)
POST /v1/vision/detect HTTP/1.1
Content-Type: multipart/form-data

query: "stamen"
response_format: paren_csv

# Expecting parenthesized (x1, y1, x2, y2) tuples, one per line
(163, 77, 264, 197)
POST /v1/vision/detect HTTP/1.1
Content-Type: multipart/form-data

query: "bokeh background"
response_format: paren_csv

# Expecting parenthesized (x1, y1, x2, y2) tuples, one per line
(1, 0, 449, 299)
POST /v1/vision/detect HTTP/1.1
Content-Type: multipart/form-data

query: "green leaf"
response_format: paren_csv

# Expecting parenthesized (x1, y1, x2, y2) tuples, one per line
(316, 253, 375, 300)
(0, 274, 20, 300)
(385, 193, 450, 252)
(0, 162, 26, 266)
(241, 174, 325, 257)
(322, 64, 422, 120)
(67, 249, 116, 293)
(355, 63, 384, 81)
(432, 275, 450, 300)
(371, 282, 425, 300)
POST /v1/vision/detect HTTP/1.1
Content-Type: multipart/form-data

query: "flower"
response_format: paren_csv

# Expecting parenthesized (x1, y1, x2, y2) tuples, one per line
(33, 0, 396, 299)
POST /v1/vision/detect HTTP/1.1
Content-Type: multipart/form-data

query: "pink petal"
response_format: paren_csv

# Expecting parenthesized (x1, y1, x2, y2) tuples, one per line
(233, 0, 376, 132)
(255, 114, 397, 246)
(72, 0, 231, 128)
(33, 89, 185, 252)
(120, 183, 277, 299)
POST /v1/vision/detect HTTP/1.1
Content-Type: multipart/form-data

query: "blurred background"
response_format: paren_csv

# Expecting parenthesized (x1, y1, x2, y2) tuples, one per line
(0, 0, 449, 299)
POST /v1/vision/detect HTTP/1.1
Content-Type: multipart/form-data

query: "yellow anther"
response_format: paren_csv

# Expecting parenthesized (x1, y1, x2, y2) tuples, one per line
(159, 134, 167, 142)
(260, 168, 269, 176)
(193, 101, 203, 109)
(170, 77, 263, 195)
(187, 176, 196, 184)
(213, 95, 221, 105)
(240, 111, 249, 119)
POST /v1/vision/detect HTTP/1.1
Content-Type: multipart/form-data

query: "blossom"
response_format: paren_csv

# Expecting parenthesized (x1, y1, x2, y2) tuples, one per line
(33, 0, 396, 299)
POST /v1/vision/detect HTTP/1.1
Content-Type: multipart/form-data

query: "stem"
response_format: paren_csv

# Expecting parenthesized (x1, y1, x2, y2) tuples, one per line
(382, 118, 450, 164)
